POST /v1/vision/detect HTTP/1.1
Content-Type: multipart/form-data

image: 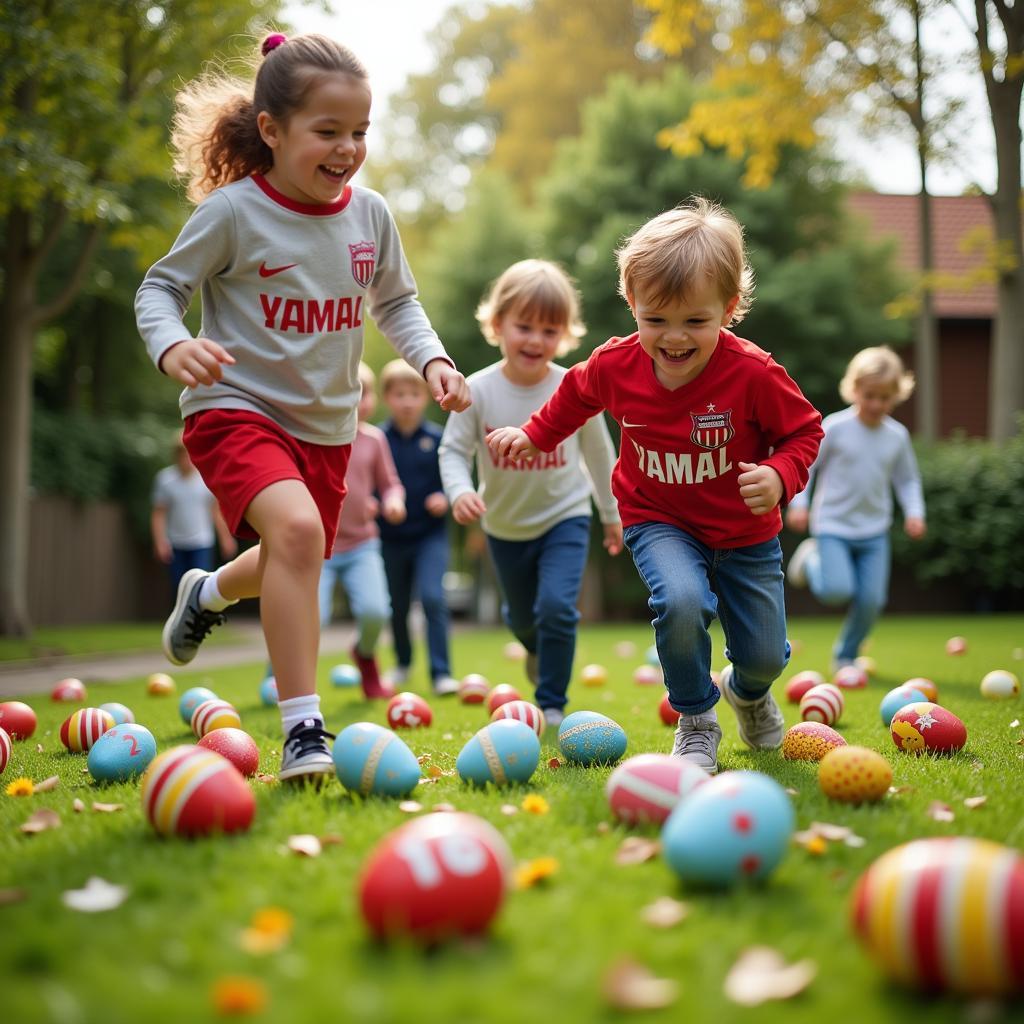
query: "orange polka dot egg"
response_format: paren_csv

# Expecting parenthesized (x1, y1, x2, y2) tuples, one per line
(782, 722, 847, 761)
(818, 745, 892, 803)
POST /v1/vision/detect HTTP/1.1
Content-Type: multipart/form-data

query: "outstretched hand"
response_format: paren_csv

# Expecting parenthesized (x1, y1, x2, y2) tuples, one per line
(737, 461, 783, 516)
(486, 426, 539, 461)
(160, 338, 235, 388)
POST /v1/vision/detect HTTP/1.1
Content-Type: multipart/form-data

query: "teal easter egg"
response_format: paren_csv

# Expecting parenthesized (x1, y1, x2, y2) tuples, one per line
(456, 720, 540, 787)
(557, 711, 627, 766)
(645, 645, 660, 667)
(662, 770, 794, 886)
(179, 686, 217, 725)
(879, 685, 928, 726)
(88, 724, 157, 782)
(259, 676, 279, 706)
(99, 702, 135, 725)
(333, 722, 421, 797)
(330, 664, 361, 688)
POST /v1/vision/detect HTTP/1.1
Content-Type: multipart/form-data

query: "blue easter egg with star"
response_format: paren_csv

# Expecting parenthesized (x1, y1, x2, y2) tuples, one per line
(330, 664, 361, 688)
(879, 685, 928, 726)
(99, 702, 135, 725)
(259, 676, 279, 706)
(456, 720, 540, 787)
(661, 770, 794, 886)
(87, 723, 157, 782)
(332, 722, 421, 797)
(557, 710, 627, 766)
(179, 686, 218, 725)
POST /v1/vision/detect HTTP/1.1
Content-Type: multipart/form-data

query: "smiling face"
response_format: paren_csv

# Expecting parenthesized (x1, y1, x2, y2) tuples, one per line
(494, 307, 566, 387)
(628, 277, 738, 390)
(258, 71, 371, 205)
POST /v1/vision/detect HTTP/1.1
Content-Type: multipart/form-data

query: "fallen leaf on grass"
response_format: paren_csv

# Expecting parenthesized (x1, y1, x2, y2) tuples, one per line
(794, 822, 865, 853)
(239, 908, 293, 954)
(514, 857, 559, 889)
(34, 775, 60, 793)
(255, 773, 277, 785)
(92, 802, 123, 814)
(723, 947, 816, 1006)
(603, 958, 678, 1010)
(928, 801, 955, 823)
(20, 809, 60, 834)
(964, 796, 987, 810)
(521, 794, 549, 815)
(5, 777, 33, 797)
(641, 897, 690, 928)
(72, 799, 85, 813)
(211, 976, 267, 1015)
(616, 836, 661, 865)
(286, 834, 321, 858)
(427, 764, 445, 779)
(784, 787, 799, 797)
(888, 785, 916, 795)
(35, 744, 43, 754)
(808, 821, 852, 841)
(61, 877, 128, 912)
(547, 758, 561, 770)
(398, 800, 422, 814)
(320, 833, 343, 847)
(1010, 720, 1020, 729)
(0, 888, 27, 906)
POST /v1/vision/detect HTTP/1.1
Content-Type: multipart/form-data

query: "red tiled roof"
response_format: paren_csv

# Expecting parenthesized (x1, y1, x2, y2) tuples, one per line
(847, 192, 996, 318)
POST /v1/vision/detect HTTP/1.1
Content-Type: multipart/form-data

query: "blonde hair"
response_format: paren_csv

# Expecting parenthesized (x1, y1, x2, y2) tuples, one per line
(616, 197, 754, 323)
(172, 33, 367, 204)
(380, 358, 428, 395)
(357, 361, 376, 390)
(476, 260, 585, 357)
(839, 346, 915, 404)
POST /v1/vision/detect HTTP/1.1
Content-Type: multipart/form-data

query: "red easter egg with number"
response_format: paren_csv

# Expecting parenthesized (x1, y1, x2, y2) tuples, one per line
(197, 728, 260, 777)
(0, 727, 10, 775)
(784, 671, 826, 703)
(52, 678, 86, 702)
(191, 699, 241, 738)
(606, 753, 710, 825)
(833, 665, 868, 690)
(658, 692, 679, 726)
(387, 692, 433, 730)
(60, 707, 116, 752)
(486, 684, 521, 714)
(459, 674, 490, 704)
(800, 683, 844, 725)
(0, 701, 37, 740)
(359, 812, 513, 942)
(890, 702, 966, 755)
(490, 699, 544, 737)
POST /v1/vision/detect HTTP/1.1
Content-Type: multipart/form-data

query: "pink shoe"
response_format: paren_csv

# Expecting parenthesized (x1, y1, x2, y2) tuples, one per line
(352, 648, 393, 700)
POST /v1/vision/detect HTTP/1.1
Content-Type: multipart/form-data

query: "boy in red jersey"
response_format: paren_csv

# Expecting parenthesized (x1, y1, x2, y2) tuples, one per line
(487, 198, 823, 773)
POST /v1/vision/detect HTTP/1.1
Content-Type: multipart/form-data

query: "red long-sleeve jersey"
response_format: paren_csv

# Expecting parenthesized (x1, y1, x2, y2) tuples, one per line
(523, 330, 823, 549)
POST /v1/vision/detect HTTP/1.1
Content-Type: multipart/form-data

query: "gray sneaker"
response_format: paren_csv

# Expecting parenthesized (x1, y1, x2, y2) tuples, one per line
(718, 664, 785, 750)
(542, 707, 565, 729)
(432, 675, 460, 697)
(786, 538, 817, 588)
(161, 568, 226, 666)
(279, 718, 336, 783)
(671, 710, 722, 772)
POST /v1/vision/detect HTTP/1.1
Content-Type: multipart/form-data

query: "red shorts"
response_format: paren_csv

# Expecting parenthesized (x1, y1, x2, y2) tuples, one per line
(183, 410, 351, 559)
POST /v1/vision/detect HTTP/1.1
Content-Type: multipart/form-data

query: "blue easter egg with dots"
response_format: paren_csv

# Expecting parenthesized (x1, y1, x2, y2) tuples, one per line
(259, 676, 279, 706)
(332, 722, 421, 797)
(99, 702, 135, 725)
(661, 770, 794, 886)
(179, 686, 218, 725)
(557, 710, 627, 766)
(330, 664, 361, 688)
(879, 684, 928, 726)
(87, 724, 157, 782)
(456, 719, 540, 787)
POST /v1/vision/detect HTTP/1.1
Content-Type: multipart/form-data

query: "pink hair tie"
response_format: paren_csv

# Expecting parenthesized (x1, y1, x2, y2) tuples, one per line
(261, 33, 287, 57)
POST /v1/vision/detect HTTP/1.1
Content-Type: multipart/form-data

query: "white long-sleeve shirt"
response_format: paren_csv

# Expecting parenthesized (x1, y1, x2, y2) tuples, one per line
(439, 362, 620, 542)
(788, 406, 925, 539)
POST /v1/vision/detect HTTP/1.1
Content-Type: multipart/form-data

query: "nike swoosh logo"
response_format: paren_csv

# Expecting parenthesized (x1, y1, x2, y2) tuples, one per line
(622, 419, 646, 429)
(258, 261, 297, 278)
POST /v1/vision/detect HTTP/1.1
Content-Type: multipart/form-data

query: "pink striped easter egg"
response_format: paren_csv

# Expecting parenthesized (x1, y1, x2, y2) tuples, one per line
(490, 699, 544, 738)
(799, 683, 844, 725)
(190, 699, 241, 738)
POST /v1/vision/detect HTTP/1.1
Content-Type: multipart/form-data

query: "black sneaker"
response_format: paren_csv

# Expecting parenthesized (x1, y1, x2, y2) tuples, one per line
(279, 718, 336, 783)
(161, 568, 226, 666)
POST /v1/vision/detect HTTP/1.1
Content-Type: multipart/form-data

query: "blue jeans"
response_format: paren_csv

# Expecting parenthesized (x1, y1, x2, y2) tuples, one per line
(317, 538, 391, 654)
(169, 546, 215, 591)
(624, 522, 790, 715)
(486, 516, 591, 712)
(806, 533, 889, 664)
(382, 530, 451, 680)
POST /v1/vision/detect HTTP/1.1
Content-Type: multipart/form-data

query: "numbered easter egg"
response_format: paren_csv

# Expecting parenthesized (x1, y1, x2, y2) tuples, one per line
(459, 674, 490, 704)
(0, 727, 10, 775)
(141, 745, 255, 837)
(387, 692, 433, 730)
(945, 635, 968, 656)
(633, 665, 662, 686)
(658, 693, 679, 726)
(800, 683, 844, 725)
(980, 669, 1019, 700)
(52, 678, 86, 702)
(259, 676, 279, 706)
(580, 664, 608, 688)
(60, 707, 116, 752)
(833, 665, 868, 690)
(851, 837, 1024, 994)
(662, 771, 795, 886)
(645, 645, 660, 667)
(456, 720, 540, 787)
(147, 672, 176, 696)
(486, 684, 521, 714)
(784, 671, 826, 703)
(818, 745, 892, 803)
(198, 727, 260, 777)
(359, 812, 512, 942)
(503, 641, 527, 662)
(190, 699, 241, 738)
(904, 677, 938, 702)
(490, 699, 544, 738)
(99, 702, 135, 725)
(330, 663, 361, 687)
(782, 722, 847, 761)
(179, 686, 218, 725)
(332, 722, 421, 797)
(557, 711, 627, 766)
(606, 753, 709, 825)
(879, 685, 928, 726)
(88, 724, 157, 782)
(0, 701, 37, 740)
(890, 702, 966, 755)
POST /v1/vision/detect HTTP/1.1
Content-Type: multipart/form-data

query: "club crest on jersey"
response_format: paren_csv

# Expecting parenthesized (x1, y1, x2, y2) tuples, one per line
(348, 241, 376, 288)
(690, 409, 734, 450)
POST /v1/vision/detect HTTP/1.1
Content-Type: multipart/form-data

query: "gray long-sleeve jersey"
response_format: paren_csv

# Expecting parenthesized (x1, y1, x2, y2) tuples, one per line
(439, 362, 620, 542)
(135, 176, 450, 445)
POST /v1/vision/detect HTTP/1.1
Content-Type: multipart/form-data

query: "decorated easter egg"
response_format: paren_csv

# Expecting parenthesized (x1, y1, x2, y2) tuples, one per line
(99, 702, 135, 725)
(332, 722, 421, 797)
(486, 684, 521, 714)
(147, 672, 176, 696)
(782, 722, 847, 761)
(662, 771, 795, 886)
(457, 720, 540, 787)
(800, 683, 844, 725)
(614, 640, 637, 658)
(190, 699, 241, 738)
(60, 707, 116, 752)
(945, 635, 968, 655)
(503, 641, 527, 662)
(784, 671, 826, 703)
(52, 677, 86, 702)
(606, 753, 709, 825)
(879, 685, 928, 726)
(851, 837, 1024, 994)
(633, 664, 662, 686)
(855, 656, 877, 677)
(259, 675, 279, 706)
(330, 663, 361, 687)
(818, 745, 892, 803)
(833, 665, 868, 690)
(387, 691, 433, 730)
(490, 699, 544, 738)
(903, 676, 938, 702)
(0, 727, 10, 775)
(580, 664, 608, 688)
(198, 727, 260, 777)
(980, 669, 1020, 700)
(359, 812, 512, 941)
(658, 693, 679, 726)
(890, 702, 966, 755)
(87, 724, 157, 782)
(0, 701, 37, 740)
(141, 745, 254, 837)
(179, 686, 218, 725)
(645, 644, 660, 667)
(558, 711, 627, 766)
(458, 674, 490, 704)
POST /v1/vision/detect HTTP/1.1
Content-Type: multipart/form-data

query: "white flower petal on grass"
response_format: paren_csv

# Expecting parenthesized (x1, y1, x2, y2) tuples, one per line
(724, 947, 816, 1006)
(641, 897, 690, 928)
(34, 776, 60, 793)
(964, 795, 987, 810)
(286, 834, 322, 858)
(62, 877, 128, 913)
(603, 959, 679, 1010)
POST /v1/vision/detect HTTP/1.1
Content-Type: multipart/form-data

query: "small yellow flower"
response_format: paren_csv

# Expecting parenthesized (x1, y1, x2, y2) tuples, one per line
(239, 906, 293, 954)
(514, 856, 559, 889)
(805, 836, 828, 857)
(520, 794, 550, 815)
(5, 778, 33, 797)
(211, 975, 267, 1015)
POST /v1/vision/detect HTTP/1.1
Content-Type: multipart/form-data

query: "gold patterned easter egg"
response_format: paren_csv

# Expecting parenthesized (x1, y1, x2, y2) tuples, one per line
(782, 722, 847, 761)
(818, 745, 892, 803)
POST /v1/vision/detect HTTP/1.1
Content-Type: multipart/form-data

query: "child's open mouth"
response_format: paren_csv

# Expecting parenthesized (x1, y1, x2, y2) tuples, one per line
(660, 348, 695, 364)
(319, 164, 349, 184)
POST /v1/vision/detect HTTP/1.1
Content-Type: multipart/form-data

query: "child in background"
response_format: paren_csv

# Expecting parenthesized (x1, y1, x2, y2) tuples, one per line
(319, 362, 406, 699)
(135, 33, 469, 782)
(785, 346, 925, 671)
(487, 198, 822, 772)
(378, 359, 459, 696)
(440, 260, 622, 727)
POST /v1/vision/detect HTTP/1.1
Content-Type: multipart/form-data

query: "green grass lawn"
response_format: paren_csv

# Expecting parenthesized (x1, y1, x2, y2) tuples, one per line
(1, 614, 1022, 1024)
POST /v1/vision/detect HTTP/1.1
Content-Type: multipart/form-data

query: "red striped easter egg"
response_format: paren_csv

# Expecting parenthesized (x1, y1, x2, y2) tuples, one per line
(606, 753, 710, 825)
(486, 684, 521, 714)
(784, 671, 826, 703)
(0, 727, 10, 775)
(190, 699, 241, 738)
(490, 699, 544, 738)
(458, 674, 490, 704)
(799, 683, 844, 725)
(51, 678, 86, 702)
(60, 708, 116, 752)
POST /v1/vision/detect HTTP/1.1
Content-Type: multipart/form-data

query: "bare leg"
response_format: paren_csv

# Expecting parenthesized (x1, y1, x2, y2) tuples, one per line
(213, 545, 262, 600)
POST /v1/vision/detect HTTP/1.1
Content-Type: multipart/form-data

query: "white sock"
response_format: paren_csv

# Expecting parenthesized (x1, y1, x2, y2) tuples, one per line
(279, 694, 322, 735)
(198, 567, 237, 612)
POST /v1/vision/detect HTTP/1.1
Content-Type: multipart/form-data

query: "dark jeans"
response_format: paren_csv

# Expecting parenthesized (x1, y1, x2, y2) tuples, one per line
(169, 546, 215, 591)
